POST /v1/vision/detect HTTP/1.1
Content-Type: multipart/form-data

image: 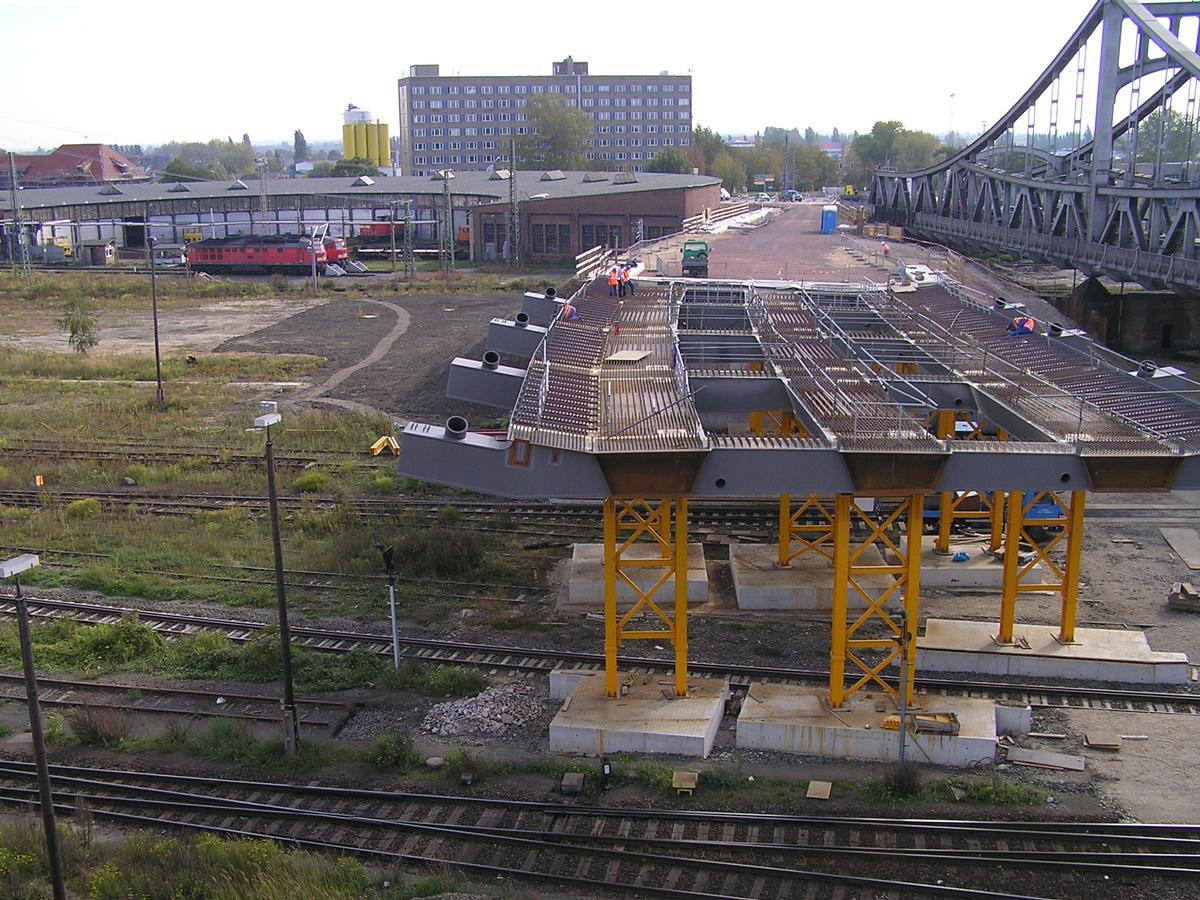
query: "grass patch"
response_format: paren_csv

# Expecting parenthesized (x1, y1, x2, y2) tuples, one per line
(145, 717, 346, 771)
(0, 817, 432, 899)
(0, 617, 490, 698)
(0, 348, 323, 383)
(366, 731, 424, 772)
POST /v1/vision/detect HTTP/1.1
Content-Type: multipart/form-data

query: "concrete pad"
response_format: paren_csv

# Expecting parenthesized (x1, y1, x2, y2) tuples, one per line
(917, 618, 1190, 684)
(897, 536, 1056, 591)
(565, 542, 708, 609)
(730, 542, 890, 610)
(550, 667, 595, 701)
(736, 682, 997, 767)
(549, 672, 728, 758)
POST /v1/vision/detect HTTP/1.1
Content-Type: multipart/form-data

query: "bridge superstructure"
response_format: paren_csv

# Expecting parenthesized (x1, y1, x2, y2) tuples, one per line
(399, 271, 1200, 710)
(871, 0, 1200, 294)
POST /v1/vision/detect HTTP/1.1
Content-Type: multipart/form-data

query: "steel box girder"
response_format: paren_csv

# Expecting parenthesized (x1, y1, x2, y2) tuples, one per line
(446, 357, 526, 409)
(485, 318, 547, 359)
(397, 423, 1191, 496)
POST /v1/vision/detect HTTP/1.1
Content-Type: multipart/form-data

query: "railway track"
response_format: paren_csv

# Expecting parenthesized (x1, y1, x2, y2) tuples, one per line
(0, 439, 392, 471)
(0, 672, 351, 730)
(2, 595, 1197, 718)
(0, 761, 1195, 898)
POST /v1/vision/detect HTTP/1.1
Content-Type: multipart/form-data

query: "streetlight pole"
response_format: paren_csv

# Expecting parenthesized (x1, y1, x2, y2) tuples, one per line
(2, 555, 66, 900)
(376, 544, 400, 669)
(146, 236, 164, 410)
(255, 404, 299, 755)
(389, 200, 398, 274)
(896, 606, 910, 768)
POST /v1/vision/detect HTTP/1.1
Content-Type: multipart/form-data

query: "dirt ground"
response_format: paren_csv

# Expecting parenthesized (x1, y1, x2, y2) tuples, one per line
(216, 292, 519, 420)
(0, 297, 330, 354)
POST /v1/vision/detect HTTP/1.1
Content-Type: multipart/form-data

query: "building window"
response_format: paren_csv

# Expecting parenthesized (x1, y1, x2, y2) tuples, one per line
(430, 86, 443, 94)
(464, 85, 477, 94)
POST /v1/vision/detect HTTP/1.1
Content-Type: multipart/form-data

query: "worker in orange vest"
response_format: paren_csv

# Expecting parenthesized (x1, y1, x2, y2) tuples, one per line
(607, 267, 619, 296)
(1006, 315, 1036, 337)
(621, 265, 635, 297)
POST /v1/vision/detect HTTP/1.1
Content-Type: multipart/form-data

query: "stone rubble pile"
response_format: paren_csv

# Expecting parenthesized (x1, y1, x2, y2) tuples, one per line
(421, 683, 545, 737)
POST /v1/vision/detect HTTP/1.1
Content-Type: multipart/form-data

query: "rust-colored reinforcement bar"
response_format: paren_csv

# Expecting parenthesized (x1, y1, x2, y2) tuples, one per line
(829, 495, 923, 709)
(778, 494, 836, 568)
(998, 490, 1086, 644)
(602, 497, 689, 699)
(749, 410, 807, 438)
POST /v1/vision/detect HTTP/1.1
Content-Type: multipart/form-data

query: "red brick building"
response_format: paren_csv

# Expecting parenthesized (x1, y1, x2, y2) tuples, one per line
(6, 144, 149, 188)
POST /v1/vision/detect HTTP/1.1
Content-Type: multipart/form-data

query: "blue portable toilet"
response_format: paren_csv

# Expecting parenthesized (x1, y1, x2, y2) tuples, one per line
(820, 204, 838, 234)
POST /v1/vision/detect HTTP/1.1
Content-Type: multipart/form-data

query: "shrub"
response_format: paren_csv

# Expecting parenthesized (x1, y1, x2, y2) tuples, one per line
(65, 497, 102, 519)
(292, 470, 333, 493)
(367, 731, 422, 771)
(67, 707, 131, 748)
(59, 295, 99, 355)
(392, 525, 482, 578)
(884, 762, 923, 799)
(442, 747, 476, 777)
(368, 472, 395, 493)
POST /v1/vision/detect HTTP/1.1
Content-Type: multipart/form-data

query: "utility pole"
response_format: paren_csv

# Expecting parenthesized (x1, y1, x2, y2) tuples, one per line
(441, 174, 454, 274)
(896, 606, 911, 768)
(257, 158, 271, 236)
(508, 137, 521, 269)
(7, 152, 29, 274)
(389, 199, 398, 274)
(146, 237, 164, 410)
(402, 200, 414, 279)
(2, 555, 66, 900)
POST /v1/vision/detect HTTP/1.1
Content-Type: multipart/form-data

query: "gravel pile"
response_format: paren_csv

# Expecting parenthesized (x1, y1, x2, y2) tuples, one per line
(421, 683, 545, 737)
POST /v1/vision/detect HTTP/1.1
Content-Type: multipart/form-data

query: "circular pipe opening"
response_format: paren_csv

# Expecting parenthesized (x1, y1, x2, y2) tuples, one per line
(544, 286, 557, 299)
(515, 312, 529, 327)
(1060, 473, 1071, 483)
(993, 297, 1007, 309)
(715, 478, 727, 489)
(482, 350, 500, 370)
(1049, 322, 1065, 337)
(445, 416, 469, 440)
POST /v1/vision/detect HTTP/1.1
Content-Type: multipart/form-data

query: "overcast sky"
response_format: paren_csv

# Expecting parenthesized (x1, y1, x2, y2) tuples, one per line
(1, 0, 1097, 150)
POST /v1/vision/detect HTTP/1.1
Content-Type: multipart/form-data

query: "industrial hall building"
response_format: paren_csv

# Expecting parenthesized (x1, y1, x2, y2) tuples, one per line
(396, 58, 692, 176)
(0, 170, 721, 264)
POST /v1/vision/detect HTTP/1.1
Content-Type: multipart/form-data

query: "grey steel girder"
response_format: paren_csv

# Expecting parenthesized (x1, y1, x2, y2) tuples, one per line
(446, 357, 527, 409)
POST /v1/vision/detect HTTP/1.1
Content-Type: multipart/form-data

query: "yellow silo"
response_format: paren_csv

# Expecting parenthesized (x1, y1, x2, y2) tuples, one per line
(353, 123, 368, 161)
(366, 124, 380, 167)
(342, 123, 358, 161)
(376, 123, 390, 167)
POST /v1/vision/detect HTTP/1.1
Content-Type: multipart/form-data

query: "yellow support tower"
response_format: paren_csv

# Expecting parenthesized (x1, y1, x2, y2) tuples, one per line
(933, 411, 1009, 553)
(603, 497, 689, 699)
(829, 495, 923, 708)
(998, 490, 1086, 644)
(778, 494, 835, 567)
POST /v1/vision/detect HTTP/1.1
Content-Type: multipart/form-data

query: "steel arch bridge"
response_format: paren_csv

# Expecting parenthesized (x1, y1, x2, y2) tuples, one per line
(871, 0, 1200, 295)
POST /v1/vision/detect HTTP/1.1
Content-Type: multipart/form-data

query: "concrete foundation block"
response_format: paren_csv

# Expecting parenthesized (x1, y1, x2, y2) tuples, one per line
(565, 542, 708, 610)
(549, 673, 728, 758)
(549, 668, 595, 702)
(736, 683, 997, 767)
(917, 618, 1190, 685)
(730, 542, 889, 611)
(994, 702, 1033, 736)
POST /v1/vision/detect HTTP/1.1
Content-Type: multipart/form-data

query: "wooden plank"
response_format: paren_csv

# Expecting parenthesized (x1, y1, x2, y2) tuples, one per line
(1160, 528, 1200, 569)
(1007, 747, 1085, 771)
(1085, 733, 1123, 751)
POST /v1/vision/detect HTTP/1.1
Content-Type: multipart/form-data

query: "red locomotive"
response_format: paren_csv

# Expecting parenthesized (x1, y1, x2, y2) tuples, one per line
(322, 237, 350, 263)
(187, 236, 326, 274)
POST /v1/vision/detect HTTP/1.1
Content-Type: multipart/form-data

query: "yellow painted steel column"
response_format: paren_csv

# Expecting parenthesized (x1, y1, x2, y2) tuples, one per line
(999, 491, 1024, 644)
(1058, 491, 1086, 644)
(778, 494, 791, 567)
(674, 497, 689, 697)
(829, 494, 851, 707)
(935, 411, 955, 553)
(903, 495, 923, 706)
(990, 491, 1005, 551)
(603, 497, 618, 698)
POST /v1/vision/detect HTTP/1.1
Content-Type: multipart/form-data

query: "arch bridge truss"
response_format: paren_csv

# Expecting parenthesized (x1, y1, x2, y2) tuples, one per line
(871, 0, 1200, 294)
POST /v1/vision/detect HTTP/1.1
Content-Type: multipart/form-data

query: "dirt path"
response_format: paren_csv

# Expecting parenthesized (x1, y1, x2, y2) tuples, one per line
(301, 299, 411, 401)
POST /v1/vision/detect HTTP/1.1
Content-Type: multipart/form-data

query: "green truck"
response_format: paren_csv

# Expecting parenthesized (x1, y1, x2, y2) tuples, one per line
(681, 240, 709, 278)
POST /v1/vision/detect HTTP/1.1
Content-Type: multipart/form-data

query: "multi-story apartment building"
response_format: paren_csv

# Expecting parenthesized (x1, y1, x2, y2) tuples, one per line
(397, 58, 692, 176)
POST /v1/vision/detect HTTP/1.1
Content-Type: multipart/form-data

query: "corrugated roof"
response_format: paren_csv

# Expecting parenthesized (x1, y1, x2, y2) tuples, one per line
(14, 144, 149, 184)
(2, 171, 720, 212)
